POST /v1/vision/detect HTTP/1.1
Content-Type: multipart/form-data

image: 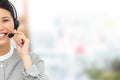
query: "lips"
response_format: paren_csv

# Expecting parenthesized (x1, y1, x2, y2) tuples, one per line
(0, 33, 7, 38)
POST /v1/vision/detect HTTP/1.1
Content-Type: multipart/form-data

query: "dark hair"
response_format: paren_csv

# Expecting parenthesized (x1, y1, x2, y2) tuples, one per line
(0, 0, 14, 19)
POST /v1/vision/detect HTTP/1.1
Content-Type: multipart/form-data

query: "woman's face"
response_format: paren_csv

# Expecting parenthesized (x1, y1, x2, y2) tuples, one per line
(0, 8, 14, 46)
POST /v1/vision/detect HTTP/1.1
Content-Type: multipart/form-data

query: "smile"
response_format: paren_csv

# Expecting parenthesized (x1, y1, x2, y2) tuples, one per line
(0, 33, 7, 38)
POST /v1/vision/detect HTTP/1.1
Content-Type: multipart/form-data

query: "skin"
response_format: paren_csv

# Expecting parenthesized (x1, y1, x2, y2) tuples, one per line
(0, 8, 32, 71)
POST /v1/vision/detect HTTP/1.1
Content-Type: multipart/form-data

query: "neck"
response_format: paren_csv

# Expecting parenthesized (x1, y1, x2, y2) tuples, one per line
(0, 43, 10, 56)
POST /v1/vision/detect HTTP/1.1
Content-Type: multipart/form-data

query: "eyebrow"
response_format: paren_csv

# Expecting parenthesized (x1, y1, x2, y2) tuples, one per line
(1, 16, 11, 19)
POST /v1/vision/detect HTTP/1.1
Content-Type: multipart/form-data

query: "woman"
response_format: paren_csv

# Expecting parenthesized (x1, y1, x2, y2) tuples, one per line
(0, 0, 48, 80)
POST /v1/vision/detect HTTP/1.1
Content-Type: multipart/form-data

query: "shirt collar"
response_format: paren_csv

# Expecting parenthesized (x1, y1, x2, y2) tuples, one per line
(0, 47, 14, 61)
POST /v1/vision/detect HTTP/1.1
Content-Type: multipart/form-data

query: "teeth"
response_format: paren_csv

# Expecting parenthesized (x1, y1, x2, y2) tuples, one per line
(0, 34, 5, 37)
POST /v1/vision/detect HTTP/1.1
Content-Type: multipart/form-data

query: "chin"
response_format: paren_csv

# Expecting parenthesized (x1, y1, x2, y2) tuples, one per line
(0, 39, 10, 47)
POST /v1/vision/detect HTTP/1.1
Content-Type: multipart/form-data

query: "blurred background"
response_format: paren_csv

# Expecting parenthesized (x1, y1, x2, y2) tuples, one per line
(11, 0, 120, 80)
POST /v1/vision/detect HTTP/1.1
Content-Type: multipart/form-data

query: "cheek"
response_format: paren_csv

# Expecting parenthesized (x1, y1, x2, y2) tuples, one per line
(5, 22, 14, 31)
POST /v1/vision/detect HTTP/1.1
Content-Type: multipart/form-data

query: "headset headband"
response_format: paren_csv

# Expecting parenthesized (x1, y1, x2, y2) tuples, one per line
(8, 0, 18, 20)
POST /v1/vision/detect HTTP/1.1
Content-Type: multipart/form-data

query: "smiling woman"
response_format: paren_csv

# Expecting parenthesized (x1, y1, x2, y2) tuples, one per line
(0, 0, 48, 80)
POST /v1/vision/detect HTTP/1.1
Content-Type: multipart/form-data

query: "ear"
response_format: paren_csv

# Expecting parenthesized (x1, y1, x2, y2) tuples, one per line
(14, 19, 20, 30)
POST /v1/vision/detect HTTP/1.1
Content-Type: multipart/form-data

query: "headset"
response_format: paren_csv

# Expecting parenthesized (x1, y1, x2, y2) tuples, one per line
(2, 0, 20, 38)
(7, 0, 20, 30)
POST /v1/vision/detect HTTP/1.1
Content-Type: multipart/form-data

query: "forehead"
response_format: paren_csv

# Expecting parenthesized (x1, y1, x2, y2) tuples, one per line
(0, 8, 12, 18)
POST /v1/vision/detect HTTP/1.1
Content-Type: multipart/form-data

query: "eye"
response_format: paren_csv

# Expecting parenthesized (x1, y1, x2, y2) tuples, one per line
(3, 19, 10, 22)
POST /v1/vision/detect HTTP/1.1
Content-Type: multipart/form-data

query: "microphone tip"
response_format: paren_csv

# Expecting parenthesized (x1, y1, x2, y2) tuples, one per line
(8, 33, 14, 38)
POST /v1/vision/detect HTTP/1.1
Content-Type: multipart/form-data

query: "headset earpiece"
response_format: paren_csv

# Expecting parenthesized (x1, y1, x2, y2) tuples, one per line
(14, 19, 19, 30)
(6, 0, 20, 30)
